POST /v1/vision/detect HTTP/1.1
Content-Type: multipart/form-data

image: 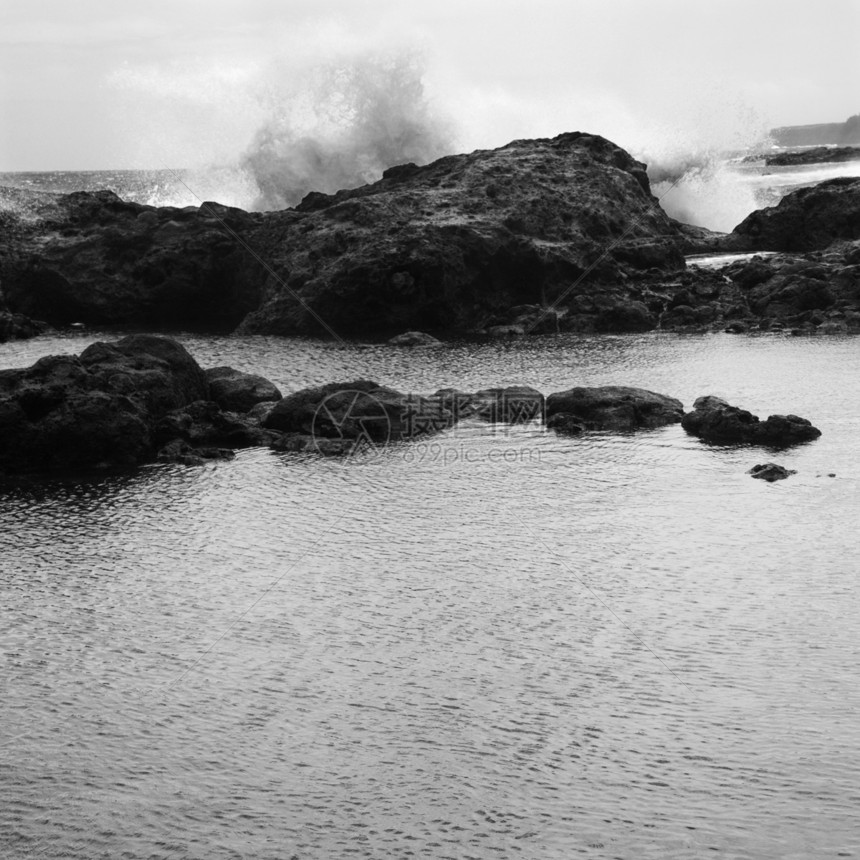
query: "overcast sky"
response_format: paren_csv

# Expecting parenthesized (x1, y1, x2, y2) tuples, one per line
(1, 0, 858, 170)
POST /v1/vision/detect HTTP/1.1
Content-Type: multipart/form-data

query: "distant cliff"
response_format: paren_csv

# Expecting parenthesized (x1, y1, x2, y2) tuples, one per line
(771, 113, 860, 147)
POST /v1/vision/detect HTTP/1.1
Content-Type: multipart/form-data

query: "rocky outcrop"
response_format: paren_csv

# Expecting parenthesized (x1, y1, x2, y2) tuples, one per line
(681, 396, 821, 446)
(0, 191, 266, 328)
(0, 334, 292, 474)
(765, 146, 860, 167)
(0, 335, 209, 473)
(1, 132, 685, 338)
(748, 463, 796, 481)
(237, 132, 684, 336)
(732, 177, 860, 252)
(545, 386, 684, 432)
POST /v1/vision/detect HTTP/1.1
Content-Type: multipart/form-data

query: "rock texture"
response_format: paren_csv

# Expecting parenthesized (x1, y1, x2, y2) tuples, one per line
(0, 335, 289, 475)
(765, 146, 860, 167)
(0, 191, 266, 328)
(263, 380, 453, 444)
(681, 396, 821, 446)
(0, 311, 50, 343)
(205, 366, 282, 413)
(748, 463, 796, 481)
(0, 335, 207, 473)
(545, 386, 684, 432)
(732, 177, 860, 252)
(1, 132, 684, 337)
(238, 132, 683, 336)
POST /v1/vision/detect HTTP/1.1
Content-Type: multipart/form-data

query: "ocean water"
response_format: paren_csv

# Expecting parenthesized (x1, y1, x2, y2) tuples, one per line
(2, 328, 860, 860)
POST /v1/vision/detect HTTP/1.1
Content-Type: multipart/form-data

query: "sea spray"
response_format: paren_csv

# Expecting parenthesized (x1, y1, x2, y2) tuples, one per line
(241, 50, 454, 210)
(109, 40, 454, 212)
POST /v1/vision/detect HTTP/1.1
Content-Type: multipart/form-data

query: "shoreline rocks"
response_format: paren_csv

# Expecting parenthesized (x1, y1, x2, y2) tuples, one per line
(2, 134, 859, 339)
(0, 337, 827, 477)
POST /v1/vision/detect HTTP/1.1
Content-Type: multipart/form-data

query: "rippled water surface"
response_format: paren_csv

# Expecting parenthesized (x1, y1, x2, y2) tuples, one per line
(2, 331, 860, 860)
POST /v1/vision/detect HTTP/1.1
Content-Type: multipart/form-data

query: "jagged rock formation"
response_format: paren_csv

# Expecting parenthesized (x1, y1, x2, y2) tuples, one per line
(0, 133, 684, 337)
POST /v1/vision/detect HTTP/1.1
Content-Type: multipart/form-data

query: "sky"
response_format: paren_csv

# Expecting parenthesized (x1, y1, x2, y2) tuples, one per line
(1, 0, 858, 171)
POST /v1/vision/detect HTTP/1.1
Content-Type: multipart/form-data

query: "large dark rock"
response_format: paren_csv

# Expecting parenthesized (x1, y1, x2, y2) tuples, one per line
(681, 396, 821, 446)
(545, 386, 684, 431)
(732, 177, 860, 252)
(231, 132, 684, 335)
(0, 335, 210, 474)
(205, 366, 282, 413)
(0, 191, 266, 328)
(264, 380, 453, 443)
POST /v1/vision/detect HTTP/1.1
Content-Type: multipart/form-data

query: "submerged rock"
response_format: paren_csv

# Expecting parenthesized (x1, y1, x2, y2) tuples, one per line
(748, 463, 796, 481)
(681, 396, 822, 446)
(545, 386, 684, 431)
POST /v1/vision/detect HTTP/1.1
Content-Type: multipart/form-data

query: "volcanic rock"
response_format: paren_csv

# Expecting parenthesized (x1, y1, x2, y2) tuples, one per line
(732, 177, 860, 252)
(263, 380, 453, 443)
(0, 334, 210, 474)
(681, 396, 821, 446)
(748, 463, 796, 481)
(545, 386, 684, 431)
(205, 365, 282, 413)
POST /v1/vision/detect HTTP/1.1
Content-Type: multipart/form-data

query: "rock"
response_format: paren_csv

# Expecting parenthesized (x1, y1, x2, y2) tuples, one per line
(235, 131, 684, 335)
(546, 413, 586, 435)
(486, 324, 525, 338)
(732, 177, 860, 251)
(269, 433, 355, 456)
(0, 190, 267, 328)
(435, 386, 545, 423)
(0, 335, 209, 474)
(545, 386, 684, 431)
(157, 438, 236, 466)
(0, 311, 50, 343)
(387, 331, 443, 346)
(681, 395, 822, 446)
(1, 134, 686, 338)
(263, 380, 452, 443)
(205, 366, 282, 413)
(764, 146, 860, 167)
(154, 400, 278, 450)
(724, 321, 749, 333)
(748, 462, 796, 481)
(594, 300, 657, 333)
